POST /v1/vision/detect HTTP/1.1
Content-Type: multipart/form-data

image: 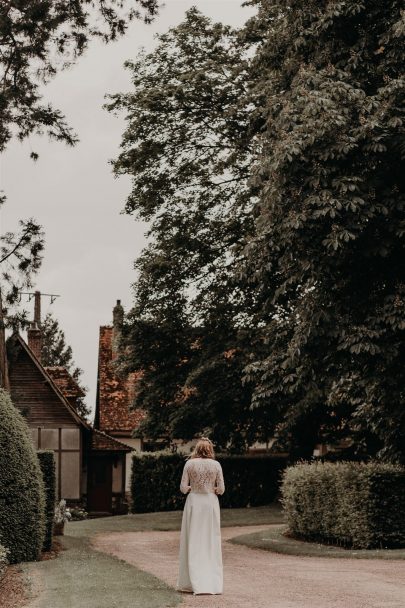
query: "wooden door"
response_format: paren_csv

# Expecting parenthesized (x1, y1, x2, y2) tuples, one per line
(87, 456, 112, 512)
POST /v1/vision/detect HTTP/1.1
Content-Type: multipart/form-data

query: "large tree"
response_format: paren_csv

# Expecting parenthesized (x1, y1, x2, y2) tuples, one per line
(243, 0, 405, 460)
(41, 312, 89, 419)
(108, 8, 261, 451)
(110, 1, 405, 460)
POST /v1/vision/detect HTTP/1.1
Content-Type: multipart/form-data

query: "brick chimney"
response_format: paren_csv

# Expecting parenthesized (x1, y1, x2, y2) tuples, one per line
(112, 299, 124, 357)
(28, 322, 42, 361)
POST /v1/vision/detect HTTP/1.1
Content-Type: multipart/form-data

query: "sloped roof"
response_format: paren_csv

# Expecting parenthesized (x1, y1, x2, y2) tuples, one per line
(91, 429, 132, 452)
(7, 333, 87, 428)
(45, 366, 85, 398)
(95, 326, 145, 434)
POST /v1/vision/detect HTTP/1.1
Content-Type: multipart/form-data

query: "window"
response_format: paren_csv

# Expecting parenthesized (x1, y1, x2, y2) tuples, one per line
(33, 426, 81, 500)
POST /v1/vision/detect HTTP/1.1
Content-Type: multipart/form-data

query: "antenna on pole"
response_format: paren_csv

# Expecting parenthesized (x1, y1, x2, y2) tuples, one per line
(19, 291, 60, 325)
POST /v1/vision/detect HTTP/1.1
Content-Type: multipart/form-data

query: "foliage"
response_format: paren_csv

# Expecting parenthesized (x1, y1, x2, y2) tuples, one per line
(281, 461, 405, 549)
(41, 312, 89, 418)
(130, 452, 286, 513)
(37, 450, 56, 552)
(242, 0, 405, 460)
(0, 2, 159, 328)
(0, 215, 44, 389)
(108, 8, 262, 451)
(0, 0, 158, 155)
(68, 506, 88, 521)
(0, 389, 45, 563)
(0, 215, 45, 318)
(111, 2, 405, 460)
(0, 544, 8, 581)
(54, 499, 72, 524)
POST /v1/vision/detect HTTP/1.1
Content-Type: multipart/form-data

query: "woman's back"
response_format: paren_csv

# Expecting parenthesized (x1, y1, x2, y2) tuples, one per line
(180, 457, 225, 495)
(178, 439, 224, 595)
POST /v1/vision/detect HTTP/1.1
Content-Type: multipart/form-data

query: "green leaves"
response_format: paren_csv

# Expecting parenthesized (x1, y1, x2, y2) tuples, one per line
(0, 0, 159, 154)
(41, 313, 90, 419)
(109, 1, 405, 460)
(282, 462, 405, 549)
(244, 0, 405, 460)
(109, 9, 258, 451)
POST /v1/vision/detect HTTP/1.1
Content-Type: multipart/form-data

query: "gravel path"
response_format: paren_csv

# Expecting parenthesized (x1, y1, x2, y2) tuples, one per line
(93, 526, 405, 608)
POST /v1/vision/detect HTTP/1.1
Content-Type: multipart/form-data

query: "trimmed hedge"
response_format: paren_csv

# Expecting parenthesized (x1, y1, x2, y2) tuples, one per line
(281, 461, 405, 549)
(0, 543, 8, 582)
(37, 450, 56, 552)
(131, 452, 286, 513)
(0, 389, 46, 563)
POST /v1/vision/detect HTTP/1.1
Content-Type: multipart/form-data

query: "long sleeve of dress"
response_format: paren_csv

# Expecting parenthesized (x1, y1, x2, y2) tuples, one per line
(180, 462, 191, 494)
(215, 464, 225, 495)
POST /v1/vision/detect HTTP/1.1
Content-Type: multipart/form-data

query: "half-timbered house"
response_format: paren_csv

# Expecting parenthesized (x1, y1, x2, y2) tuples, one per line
(6, 327, 131, 514)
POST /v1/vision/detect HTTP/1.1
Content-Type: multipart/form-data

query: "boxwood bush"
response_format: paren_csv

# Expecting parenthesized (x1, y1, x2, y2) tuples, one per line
(0, 389, 46, 563)
(281, 461, 405, 549)
(37, 450, 56, 552)
(131, 452, 286, 513)
(0, 544, 8, 582)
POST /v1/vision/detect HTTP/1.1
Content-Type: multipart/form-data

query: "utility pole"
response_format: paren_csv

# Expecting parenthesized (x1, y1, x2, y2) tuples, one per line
(0, 288, 10, 390)
(20, 291, 60, 326)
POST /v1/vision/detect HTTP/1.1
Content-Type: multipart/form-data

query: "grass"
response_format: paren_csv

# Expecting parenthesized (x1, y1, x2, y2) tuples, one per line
(22, 535, 180, 608)
(230, 525, 405, 560)
(22, 505, 283, 608)
(68, 504, 285, 537)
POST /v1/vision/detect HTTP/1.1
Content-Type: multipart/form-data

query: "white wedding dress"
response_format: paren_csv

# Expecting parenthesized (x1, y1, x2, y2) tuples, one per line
(177, 457, 225, 595)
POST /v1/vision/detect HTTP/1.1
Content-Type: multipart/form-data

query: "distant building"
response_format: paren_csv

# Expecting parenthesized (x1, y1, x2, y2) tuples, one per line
(94, 301, 198, 494)
(94, 300, 145, 492)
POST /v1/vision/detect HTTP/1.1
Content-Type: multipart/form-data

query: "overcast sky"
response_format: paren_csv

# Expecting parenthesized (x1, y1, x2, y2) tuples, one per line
(0, 1, 255, 418)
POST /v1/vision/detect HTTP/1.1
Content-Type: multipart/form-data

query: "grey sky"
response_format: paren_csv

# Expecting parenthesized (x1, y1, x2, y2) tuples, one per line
(0, 1, 255, 418)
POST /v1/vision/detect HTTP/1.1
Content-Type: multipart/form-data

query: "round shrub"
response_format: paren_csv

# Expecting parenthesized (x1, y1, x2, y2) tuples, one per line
(0, 389, 46, 563)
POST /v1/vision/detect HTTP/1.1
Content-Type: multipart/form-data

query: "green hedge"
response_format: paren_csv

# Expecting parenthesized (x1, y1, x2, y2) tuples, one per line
(281, 461, 405, 549)
(0, 544, 8, 582)
(37, 451, 56, 552)
(0, 389, 46, 563)
(131, 452, 286, 513)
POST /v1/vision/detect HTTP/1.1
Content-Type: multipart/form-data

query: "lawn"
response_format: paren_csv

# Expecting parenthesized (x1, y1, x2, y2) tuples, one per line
(231, 525, 405, 560)
(68, 504, 284, 537)
(20, 505, 283, 608)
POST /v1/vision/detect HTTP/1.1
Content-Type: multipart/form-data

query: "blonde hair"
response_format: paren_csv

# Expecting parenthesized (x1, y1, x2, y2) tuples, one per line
(190, 437, 215, 459)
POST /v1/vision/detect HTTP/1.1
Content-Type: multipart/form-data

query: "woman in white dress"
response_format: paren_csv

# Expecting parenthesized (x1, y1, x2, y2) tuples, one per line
(177, 438, 225, 595)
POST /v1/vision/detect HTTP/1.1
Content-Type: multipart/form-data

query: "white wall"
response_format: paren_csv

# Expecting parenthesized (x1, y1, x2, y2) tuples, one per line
(124, 437, 142, 491)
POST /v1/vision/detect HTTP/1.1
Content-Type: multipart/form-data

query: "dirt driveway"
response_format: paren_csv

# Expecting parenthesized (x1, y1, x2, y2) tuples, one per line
(93, 525, 405, 608)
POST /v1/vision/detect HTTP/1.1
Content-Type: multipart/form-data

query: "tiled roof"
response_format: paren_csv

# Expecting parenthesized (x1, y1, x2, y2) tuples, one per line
(96, 326, 145, 434)
(91, 429, 132, 452)
(45, 366, 85, 398)
(7, 333, 86, 429)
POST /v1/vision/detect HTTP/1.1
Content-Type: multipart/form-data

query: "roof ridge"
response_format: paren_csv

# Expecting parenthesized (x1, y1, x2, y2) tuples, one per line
(8, 334, 89, 429)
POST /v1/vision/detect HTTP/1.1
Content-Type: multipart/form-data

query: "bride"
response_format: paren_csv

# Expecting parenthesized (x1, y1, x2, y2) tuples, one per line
(177, 437, 225, 595)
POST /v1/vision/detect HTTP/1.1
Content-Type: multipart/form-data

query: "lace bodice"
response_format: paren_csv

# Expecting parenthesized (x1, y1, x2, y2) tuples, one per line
(180, 458, 225, 495)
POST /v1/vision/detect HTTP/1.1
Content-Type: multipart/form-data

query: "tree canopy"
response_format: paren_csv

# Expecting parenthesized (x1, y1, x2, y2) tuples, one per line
(0, 0, 158, 154)
(110, 2, 405, 459)
(0, 1, 159, 350)
(41, 312, 89, 419)
(243, 0, 405, 460)
(107, 8, 261, 451)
